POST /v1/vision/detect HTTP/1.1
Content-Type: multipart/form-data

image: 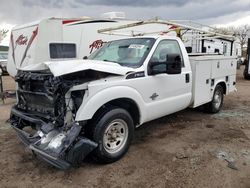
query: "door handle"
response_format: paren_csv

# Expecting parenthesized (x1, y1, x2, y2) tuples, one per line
(185, 73, 190, 83)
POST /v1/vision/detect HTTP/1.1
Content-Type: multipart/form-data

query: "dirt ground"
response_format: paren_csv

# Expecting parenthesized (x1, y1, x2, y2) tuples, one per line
(0, 67, 250, 188)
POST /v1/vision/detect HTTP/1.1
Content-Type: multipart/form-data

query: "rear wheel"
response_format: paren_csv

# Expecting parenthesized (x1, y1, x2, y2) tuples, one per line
(205, 85, 224, 113)
(90, 108, 134, 163)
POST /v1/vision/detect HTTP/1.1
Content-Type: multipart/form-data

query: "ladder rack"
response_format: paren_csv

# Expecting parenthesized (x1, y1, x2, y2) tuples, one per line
(98, 18, 235, 41)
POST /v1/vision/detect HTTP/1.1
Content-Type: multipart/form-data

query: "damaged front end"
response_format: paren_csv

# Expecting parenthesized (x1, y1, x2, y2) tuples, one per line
(10, 70, 99, 169)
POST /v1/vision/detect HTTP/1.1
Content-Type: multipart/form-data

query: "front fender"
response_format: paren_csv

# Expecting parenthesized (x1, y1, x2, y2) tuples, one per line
(75, 86, 146, 124)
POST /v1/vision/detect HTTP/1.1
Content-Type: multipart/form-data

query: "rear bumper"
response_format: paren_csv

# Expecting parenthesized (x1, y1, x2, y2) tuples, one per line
(10, 106, 97, 170)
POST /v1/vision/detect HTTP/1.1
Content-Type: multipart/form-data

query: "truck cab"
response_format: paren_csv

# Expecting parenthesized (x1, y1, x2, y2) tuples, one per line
(9, 36, 236, 169)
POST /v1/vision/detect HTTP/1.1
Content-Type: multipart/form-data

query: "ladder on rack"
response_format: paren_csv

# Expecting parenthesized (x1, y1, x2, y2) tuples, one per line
(98, 18, 235, 41)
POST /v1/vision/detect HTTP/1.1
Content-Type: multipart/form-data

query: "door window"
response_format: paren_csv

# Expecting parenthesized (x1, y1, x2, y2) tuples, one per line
(149, 40, 184, 73)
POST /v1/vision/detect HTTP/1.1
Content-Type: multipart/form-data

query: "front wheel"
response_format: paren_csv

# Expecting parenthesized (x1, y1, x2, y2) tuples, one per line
(91, 108, 134, 163)
(205, 85, 224, 113)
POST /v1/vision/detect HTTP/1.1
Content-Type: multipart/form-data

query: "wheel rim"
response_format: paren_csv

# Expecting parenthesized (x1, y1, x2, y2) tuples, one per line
(213, 90, 222, 109)
(103, 119, 128, 154)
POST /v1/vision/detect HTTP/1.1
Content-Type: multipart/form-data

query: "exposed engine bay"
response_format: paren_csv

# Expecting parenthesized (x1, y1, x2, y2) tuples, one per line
(10, 70, 112, 169)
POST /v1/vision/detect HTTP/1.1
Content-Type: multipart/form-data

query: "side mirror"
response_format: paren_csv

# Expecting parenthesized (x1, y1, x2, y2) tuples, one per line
(148, 54, 182, 75)
(166, 54, 182, 74)
(148, 60, 166, 75)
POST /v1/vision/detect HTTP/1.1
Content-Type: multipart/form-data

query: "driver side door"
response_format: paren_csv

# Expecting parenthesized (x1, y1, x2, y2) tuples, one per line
(141, 39, 192, 122)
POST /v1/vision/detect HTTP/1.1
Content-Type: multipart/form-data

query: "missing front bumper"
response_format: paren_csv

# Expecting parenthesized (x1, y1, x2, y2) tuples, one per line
(10, 107, 97, 170)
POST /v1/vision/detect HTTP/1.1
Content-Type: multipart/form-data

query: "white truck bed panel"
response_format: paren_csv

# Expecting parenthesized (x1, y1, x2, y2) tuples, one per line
(189, 55, 237, 108)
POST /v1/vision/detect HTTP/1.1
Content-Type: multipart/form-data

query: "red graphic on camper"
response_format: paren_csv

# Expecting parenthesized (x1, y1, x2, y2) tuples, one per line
(20, 27, 38, 67)
(169, 25, 178, 30)
(89, 40, 106, 54)
(15, 35, 28, 45)
(62, 19, 81, 24)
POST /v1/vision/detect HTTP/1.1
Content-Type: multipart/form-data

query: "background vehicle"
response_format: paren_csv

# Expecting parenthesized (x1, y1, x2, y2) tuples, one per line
(0, 51, 8, 75)
(244, 38, 250, 80)
(9, 34, 237, 169)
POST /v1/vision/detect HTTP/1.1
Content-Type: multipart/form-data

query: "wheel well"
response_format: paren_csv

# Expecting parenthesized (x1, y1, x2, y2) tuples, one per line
(217, 82, 226, 94)
(92, 98, 140, 126)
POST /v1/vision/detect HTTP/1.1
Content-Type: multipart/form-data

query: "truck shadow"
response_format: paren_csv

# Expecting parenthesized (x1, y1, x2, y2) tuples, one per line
(132, 107, 204, 145)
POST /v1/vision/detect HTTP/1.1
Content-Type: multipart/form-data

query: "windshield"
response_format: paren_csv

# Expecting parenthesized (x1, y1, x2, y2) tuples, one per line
(88, 38, 155, 68)
(0, 53, 8, 60)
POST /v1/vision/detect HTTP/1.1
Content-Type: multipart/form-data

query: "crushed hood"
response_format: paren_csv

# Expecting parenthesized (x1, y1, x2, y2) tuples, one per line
(43, 60, 134, 77)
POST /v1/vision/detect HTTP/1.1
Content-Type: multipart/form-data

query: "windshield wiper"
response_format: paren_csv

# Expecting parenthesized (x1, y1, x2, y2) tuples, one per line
(103, 59, 119, 64)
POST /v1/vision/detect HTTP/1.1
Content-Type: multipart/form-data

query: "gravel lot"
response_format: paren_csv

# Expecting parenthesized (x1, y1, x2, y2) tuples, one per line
(0, 67, 250, 188)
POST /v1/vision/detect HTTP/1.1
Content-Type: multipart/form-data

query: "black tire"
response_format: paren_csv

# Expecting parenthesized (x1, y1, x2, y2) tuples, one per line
(244, 71, 250, 80)
(205, 85, 224, 113)
(90, 108, 134, 163)
(244, 64, 250, 80)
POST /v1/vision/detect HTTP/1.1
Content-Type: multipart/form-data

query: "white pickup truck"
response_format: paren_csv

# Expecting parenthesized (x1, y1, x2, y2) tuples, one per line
(10, 36, 237, 169)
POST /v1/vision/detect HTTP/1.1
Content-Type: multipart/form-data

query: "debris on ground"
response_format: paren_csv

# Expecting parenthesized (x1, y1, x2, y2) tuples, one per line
(215, 150, 238, 170)
(226, 160, 238, 170)
(176, 149, 189, 159)
(190, 156, 202, 166)
(240, 149, 250, 165)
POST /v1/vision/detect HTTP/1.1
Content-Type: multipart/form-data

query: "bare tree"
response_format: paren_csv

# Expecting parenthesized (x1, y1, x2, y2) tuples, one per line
(0, 29, 8, 44)
(212, 26, 234, 35)
(233, 25, 250, 55)
(214, 25, 250, 56)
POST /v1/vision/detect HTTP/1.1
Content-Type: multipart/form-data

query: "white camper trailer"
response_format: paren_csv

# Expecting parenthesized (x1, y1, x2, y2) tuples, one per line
(7, 17, 133, 77)
(7, 16, 178, 77)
